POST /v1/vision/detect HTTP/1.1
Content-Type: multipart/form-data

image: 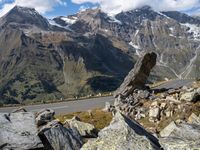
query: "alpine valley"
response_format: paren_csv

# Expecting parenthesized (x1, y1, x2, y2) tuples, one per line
(0, 5, 200, 104)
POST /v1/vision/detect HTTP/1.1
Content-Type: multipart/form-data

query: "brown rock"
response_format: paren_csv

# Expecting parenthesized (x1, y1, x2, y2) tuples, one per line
(114, 52, 157, 98)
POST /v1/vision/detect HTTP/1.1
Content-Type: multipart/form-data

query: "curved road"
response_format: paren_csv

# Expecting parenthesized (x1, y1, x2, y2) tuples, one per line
(0, 96, 114, 114)
(0, 79, 195, 115)
(153, 79, 194, 90)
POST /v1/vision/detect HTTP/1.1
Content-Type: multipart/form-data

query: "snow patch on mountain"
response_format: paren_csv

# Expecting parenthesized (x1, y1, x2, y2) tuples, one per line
(61, 16, 78, 25)
(182, 23, 200, 40)
(129, 41, 143, 56)
(108, 15, 122, 24)
(48, 19, 63, 28)
(48, 19, 74, 31)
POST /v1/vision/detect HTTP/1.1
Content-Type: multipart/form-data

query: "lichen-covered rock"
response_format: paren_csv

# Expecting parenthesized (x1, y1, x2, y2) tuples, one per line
(159, 121, 200, 149)
(64, 116, 97, 137)
(159, 121, 177, 137)
(159, 137, 200, 150)
(36, 108, 55, 126)
(81, 112, 162, 150)
(114, 52, 157, 98)
(0, 112, 43, 150)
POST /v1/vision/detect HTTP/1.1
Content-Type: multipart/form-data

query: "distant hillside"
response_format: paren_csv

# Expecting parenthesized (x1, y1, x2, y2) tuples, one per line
(0, 6, 200, 104)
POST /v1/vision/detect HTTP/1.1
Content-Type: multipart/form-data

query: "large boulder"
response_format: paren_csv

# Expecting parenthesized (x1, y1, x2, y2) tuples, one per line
(64, 116, 97, 137)
(180, 88, 200, 102)
(0, 112, 43, 150)
(114, 52, 157, 98)
(159, 121, 200, 149)
(36, 108, 55, 126)
(81, 112, 162, 150)
(39, 120, 83, 150)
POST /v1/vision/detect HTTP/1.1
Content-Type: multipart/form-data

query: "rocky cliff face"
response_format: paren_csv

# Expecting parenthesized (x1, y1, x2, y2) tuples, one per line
(1, 5, 200, 104)
(0, 6, 134, 104)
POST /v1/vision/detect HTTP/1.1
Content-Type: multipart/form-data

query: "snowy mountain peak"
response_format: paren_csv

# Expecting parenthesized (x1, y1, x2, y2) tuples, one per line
(1, 5, 50, 30)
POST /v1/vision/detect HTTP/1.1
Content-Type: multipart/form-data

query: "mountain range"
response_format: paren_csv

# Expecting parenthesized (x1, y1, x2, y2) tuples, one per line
(0, 5, 200, 104)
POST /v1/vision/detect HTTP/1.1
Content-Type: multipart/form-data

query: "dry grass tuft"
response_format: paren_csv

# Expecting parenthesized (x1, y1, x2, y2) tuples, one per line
(56, 109, 112, 130)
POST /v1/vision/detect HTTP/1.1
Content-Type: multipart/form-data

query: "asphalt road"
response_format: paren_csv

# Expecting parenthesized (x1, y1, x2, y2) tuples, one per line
(153, 79, 194, 90)
(0, 79, 195, 115)
(0, 96, 114, 114)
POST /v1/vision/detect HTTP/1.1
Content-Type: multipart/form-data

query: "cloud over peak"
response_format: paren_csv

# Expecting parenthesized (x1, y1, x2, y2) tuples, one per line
(72, 0, 200, 15)
(0, 0, 67, 17)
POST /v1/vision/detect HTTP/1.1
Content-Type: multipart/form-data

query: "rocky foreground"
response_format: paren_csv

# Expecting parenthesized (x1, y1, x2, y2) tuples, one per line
(1, 52, 200, 150)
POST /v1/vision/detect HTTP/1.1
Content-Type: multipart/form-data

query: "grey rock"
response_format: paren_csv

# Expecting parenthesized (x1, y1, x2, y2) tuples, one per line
(103, 102, 112, 112)
(160, 121, 177, 137)
(149, 95, 158, 100)
(44, 125, 83, 150)
(39, 120, 83, 150)
(159, 137, 200, 150)
(149, 107, 160, 122)
(137, 90, 150, 99)
(81, 112, 162, 150)
(180, 90, 200, 102)
(167, 89, 178, 95)
(64, 116, 97, 137)
(160, 93, 167, 99)
(159, 121, 200, 149)
(187, 113, 200, 125)
(114, 52, 157, 98)
(36, 108, 55, 126)
(39, 119, 61, 133)
(166, 96, 180, 103)
(0, 112, 43, 150)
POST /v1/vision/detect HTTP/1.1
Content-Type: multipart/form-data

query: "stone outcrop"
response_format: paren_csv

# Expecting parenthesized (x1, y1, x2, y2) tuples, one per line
(64, 116, 97, 137)
(81, 112, 162, 150)
(159, 121, 200, 149)
(0, 112, 43, 150)
(114, 52, 157, 98)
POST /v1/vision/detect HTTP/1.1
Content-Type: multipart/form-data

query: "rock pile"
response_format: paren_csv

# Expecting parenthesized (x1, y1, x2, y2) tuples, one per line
(104, 52, 200, 125)
(104, 53, 158, 118)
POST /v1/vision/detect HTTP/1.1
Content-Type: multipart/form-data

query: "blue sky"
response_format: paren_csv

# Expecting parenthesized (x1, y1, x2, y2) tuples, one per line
(45, 1, 98, 18)
(0, 0, 200, 18)
(0, 0, 98, 18)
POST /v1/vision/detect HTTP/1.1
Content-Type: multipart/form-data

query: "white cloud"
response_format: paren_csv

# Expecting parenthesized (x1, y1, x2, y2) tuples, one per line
(72, 0, 200, 15)
(79, 5, 89, 12)
(0, 0, 67, 17)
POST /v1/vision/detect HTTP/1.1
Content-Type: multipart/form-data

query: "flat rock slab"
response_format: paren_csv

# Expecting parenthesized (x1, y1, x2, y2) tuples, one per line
(0, 112, 43, 150)
(43, 125, 83, 150)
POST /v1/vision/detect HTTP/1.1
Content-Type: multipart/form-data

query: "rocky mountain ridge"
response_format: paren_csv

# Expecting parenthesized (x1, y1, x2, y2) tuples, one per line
(0, 5, 200, 103)
(1, 52, 200, 150)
